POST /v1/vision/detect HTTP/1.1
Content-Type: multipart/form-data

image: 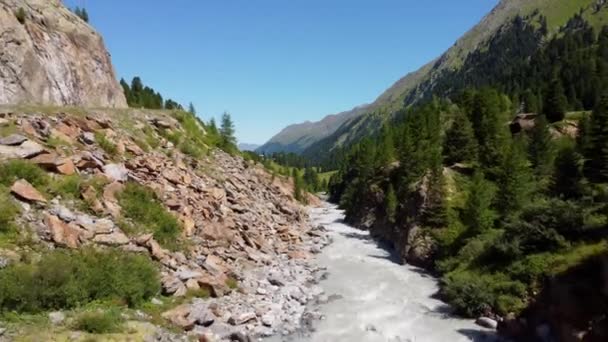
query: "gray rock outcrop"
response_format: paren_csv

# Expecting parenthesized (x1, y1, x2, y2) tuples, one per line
(0, 0, 127, 108)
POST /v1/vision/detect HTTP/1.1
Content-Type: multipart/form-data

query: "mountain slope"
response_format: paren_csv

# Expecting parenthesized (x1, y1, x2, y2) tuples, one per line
(257, 106, 368, 154)
(260, 0, 608, 159)
(0, 0, 127, 108)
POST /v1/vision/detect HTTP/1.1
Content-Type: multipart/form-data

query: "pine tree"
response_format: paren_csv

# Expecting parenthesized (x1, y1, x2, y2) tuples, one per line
(463, 171, 496, 234)
(292, 169, 306, 203)
(385, 183, 398, 223)
(469, 89, 510, 172)
(220, 112, 236, 151)
(528, 115, 554, 178)
(544, 79, 567, 122)
(81, 8, 89, 22)
(188, 103, 196, 115)
(521, 89, 539, 113)
(553, 143, 583, 199)
(584, 92, 608, 182)
(423, 162, 448, 228)
(208, 118, 218, 134)
(495, 137, 533, 219)
(443, 111, 478, 165)
(376, 123, 396, 166)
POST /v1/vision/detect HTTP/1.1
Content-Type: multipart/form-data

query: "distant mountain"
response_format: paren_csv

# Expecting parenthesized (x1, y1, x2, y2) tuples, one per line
(238, 143, 261, 152)
(256, 106, 368, 154)
(260, 0, 608, 161)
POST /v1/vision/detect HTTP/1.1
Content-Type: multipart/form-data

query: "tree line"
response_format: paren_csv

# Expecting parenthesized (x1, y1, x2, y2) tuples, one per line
(326, 13, 608, 318)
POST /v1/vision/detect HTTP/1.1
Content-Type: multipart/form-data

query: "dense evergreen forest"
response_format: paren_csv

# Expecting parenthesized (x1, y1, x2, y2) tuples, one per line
(326, 14, 608, 318)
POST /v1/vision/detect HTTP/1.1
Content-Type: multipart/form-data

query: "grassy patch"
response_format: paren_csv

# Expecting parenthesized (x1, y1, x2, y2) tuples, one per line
(118, 183, 182, 251)
(0, 188, 20, 234)
(225, 277, 238, 290)
(0, 248, 160, 313)
(95, 132, 118, 156)
(0, 160, 49, 188)
(73, 308, 124, 334)
(0, 121, 18, 136)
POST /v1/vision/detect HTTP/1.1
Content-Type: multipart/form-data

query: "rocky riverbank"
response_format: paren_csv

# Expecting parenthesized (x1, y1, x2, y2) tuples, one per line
(0, 108, 330, 341)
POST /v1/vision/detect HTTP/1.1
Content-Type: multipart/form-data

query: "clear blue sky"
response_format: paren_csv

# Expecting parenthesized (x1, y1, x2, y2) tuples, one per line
(65, 0, 498, 144)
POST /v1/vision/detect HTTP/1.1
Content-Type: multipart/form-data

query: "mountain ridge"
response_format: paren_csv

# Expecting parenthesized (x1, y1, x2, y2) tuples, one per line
(259, 0, 607, 158)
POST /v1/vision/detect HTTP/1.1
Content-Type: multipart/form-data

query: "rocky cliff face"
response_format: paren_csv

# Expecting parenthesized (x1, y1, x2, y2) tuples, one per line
(0, 0, 127, 108)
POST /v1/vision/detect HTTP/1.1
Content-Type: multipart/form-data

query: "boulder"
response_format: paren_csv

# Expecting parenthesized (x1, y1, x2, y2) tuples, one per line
(45, 214, 80, 248)
(161, 304, 195, 331)
(228, 312, 256, 326)
(93, 231, 130, 245)
(0, 134, 27, 146)
(476, 317, 498, 329)
(80, 132, 96, 145)
(103, 163, 129, 182)
(0, 140, 45, 160)
(10, 179, 46, 203)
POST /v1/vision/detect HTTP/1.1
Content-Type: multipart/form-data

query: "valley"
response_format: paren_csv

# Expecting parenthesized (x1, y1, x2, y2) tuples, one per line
(1, 0, 608, 341)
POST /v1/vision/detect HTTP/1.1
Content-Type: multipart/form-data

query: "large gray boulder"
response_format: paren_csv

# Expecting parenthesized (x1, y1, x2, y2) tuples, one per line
(0, 0, 127, 108)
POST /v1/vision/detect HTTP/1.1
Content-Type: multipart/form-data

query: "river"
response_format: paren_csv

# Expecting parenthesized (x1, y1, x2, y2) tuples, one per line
(276, 203, 497, 342)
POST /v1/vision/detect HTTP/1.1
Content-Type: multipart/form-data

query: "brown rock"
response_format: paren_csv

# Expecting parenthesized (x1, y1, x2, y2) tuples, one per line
(287, 250, 310, 260)
(56, 159, 76, 175)
(30, 153, 75, 175)
(45, 214, 80, 248)
(29, 152, 60, 168)
(185, 278, 200, 290)
(162, 169, 182, 184)
(54, 122, 80, 139)
(10, 179, 46, 203)
(161, 304, 195, 330)
(201, 221, 235, 247)
(125, 141, 144, 156)
(182, 216, 196, 237)
(81, 186, 104, 214)
(93, 231, 130, 246)
(103, 182, 124, 203)
(197, 275, 228, 297)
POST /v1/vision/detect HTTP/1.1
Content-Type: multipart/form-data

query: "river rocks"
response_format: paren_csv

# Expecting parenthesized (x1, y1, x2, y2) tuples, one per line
(476, 316, 498, 329)
(228, 312, 256, 326)
(10, 179, 46, 203)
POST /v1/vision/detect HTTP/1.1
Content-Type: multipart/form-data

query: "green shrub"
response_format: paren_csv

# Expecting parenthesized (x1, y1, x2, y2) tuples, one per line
(118, 183, 182, 250)
(225, 277, 238, 289)
(95, 132, 117, 156)
(180, 140, 206, 158)
(73, 308, 123, 334)
(0, 160, 48, 187)
(0, 248, 160, 313)
(441, 270, 527, 317)
(48, 175, 82, 200)
(0, 190, 19, 234)
(15, 8, 26, 24)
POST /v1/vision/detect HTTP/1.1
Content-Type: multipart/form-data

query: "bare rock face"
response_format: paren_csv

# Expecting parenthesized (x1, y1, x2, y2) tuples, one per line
(0, 0, 127, 108)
